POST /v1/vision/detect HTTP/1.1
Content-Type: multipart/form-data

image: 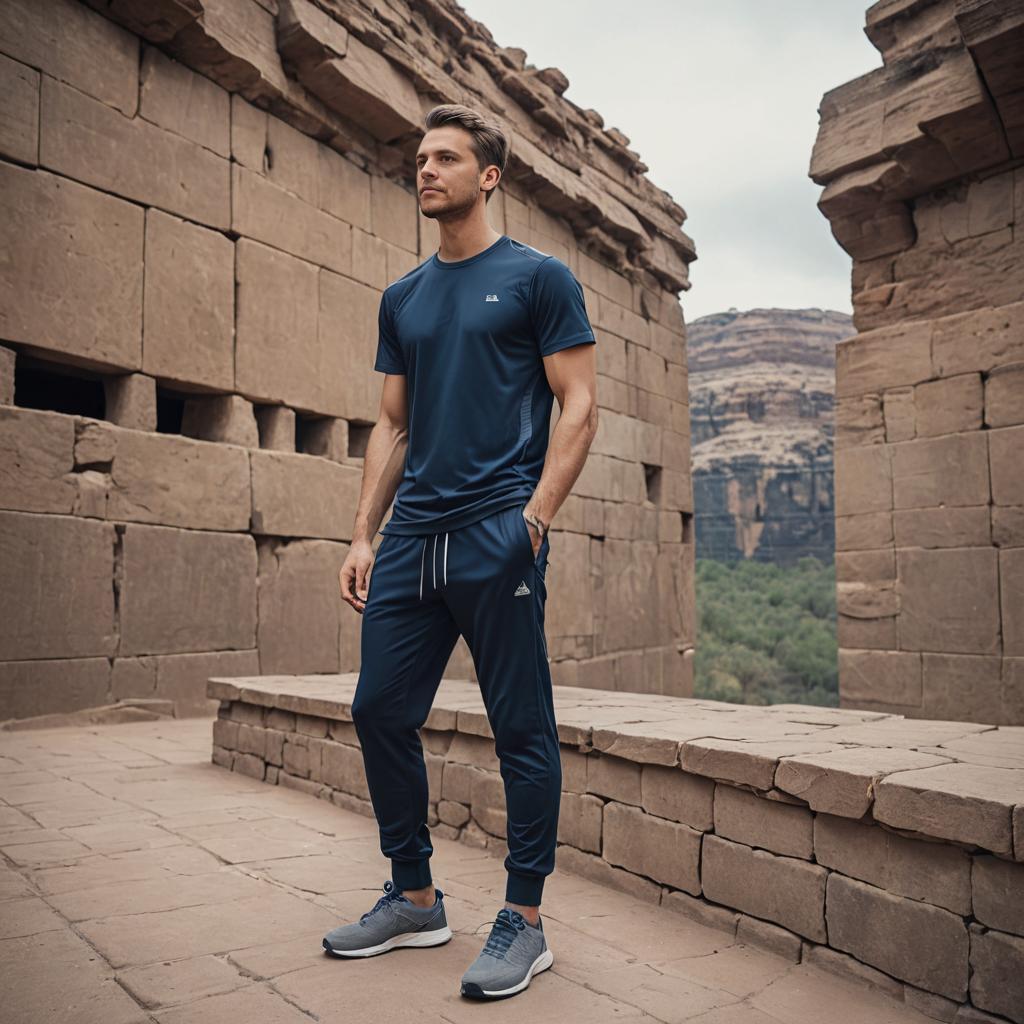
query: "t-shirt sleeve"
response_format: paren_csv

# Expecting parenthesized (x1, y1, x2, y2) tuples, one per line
(373, 288, 406, 374)
(528, 256, 596, 356)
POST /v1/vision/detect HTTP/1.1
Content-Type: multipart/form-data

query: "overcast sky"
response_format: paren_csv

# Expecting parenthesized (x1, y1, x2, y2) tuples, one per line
(458, 0, 882, 322)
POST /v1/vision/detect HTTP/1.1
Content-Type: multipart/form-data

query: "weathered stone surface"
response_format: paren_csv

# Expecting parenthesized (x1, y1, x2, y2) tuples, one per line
(41, 76, 229, 229)
(586, 754, 642, 805)
(701, 834, 827, 942)
(0, 164, 143, 370)
(120, 524, 257, 656)
(602, 801, 701, 895)
(775, 746, 951, 818)
(680, 737, 840, 789)
(891, 434, 989, 510)
(640, 764, 714, 830)
(826, 874, 969, 1000)
(181, 395, 259, 448)
(104, 374, 156, 432)
(0, 52, 39, 166)
(969, 926, 1024, 1023)
(0, 512, 116, 661)
(0, 658, 111, 721)
(0, 0, 139, 115)
(250, 451, 362, 540)
(557, 791, 603, 853)
(985, 362, 1024, 428)
(714, 783, 813, 859)
(0, 407, 77, 515)
(972, 855, 1024, 937)
(255, 406, 296, 453)
(873, 762, 1023, 855)
(815, 813, 972, 914)
(143, 209, 234, 391)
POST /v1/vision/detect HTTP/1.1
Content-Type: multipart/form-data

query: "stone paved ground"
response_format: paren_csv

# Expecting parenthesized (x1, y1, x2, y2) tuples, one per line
(0, 719, 941, 1023)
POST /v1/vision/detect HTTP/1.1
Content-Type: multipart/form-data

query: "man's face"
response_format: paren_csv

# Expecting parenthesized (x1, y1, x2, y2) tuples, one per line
(415, 125, 495, 219)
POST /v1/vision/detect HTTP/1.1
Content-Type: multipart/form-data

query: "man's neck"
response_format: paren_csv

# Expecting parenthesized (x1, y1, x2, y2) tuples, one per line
(436, 218, 502, 263)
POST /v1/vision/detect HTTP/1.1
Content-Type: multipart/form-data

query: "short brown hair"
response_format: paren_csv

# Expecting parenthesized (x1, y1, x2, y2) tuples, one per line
(423, 104, 509, 203)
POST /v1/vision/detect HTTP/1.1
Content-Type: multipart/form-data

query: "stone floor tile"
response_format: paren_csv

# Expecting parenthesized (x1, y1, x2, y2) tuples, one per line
(652, 943, 796, 999)
(118, 954, 248, 1009)
(2, 837, 94, 867)
(0, 895, 66, 938)
(60, 820, 184, 855)
(153, 982, 315, 1023)
(78, 890, 339, 967)
(1, 928, 149, 1024)
(174, 817, 334, 862)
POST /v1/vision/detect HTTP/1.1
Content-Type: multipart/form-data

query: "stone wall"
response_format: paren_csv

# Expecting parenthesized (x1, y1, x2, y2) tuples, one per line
(810, 0, 1024, 724)
(0, 0, 697, 721)
(209, 674, 1024, 1024)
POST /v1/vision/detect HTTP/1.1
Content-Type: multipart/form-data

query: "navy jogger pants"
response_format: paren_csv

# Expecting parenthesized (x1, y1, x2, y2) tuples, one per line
(350, 501, 561, 906)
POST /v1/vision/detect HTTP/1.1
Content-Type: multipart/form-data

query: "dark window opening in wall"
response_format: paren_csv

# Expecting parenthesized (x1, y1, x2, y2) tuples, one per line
(155, 387, 186, 435)
(295, 414, 322, 455)
(14, 356, 105, 419)
(349, 423, 373, 459)
(681, 512, 693, 545)
(643, 463, 662, 505)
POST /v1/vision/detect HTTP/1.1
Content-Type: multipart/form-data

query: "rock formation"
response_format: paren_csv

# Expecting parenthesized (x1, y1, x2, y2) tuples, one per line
(0, 0, 696, 720)
(688, 308, 852, 564)
(811, 0, 1023, 726)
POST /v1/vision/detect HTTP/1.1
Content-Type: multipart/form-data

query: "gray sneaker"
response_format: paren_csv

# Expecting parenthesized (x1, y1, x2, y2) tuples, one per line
(460, 908, 553, 999)
(322, 880, 452, 958)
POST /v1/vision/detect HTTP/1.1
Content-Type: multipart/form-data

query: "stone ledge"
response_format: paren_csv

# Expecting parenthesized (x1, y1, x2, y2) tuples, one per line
(208, 673, 1024, 1022)
(208, 674, 1024, 861)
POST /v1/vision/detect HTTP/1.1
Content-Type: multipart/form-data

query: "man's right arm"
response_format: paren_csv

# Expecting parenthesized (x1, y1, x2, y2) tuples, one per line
(353, 373, 409, 544)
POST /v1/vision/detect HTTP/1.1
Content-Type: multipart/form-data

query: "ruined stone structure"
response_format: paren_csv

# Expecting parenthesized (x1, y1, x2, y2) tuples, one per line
(811, 0, 1024, 725)
(689, 308, 850, 565)
(0, 0, 697, 721)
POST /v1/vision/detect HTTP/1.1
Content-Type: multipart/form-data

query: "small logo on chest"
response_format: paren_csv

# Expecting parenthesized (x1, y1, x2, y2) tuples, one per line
(485, 293, 500, 302)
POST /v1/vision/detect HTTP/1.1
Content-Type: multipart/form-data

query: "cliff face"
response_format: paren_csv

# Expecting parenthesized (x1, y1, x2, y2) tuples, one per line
(688, 308, 853, 564)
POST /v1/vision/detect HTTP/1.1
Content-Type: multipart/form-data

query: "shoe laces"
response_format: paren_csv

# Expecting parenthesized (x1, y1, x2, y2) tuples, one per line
(360, 880, 408, 923)
(481, 908, 526, 959)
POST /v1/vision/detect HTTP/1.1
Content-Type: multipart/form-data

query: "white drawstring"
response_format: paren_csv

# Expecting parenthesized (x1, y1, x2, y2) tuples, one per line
(419, 532, 451, 599)
(419, 537, 427, 600)
(443, 532, 448, 586)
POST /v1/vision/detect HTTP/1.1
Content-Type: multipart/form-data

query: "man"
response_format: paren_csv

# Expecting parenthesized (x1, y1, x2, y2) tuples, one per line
(324, 103, 598, 1000)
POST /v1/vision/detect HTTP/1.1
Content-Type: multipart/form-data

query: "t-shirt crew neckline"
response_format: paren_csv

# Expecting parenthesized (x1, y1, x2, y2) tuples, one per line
(431, 234, 509, 270)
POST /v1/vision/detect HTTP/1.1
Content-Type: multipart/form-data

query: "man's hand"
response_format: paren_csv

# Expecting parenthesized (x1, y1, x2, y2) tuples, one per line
(522, 511, 542, 558)
(340, 539, 375, 614)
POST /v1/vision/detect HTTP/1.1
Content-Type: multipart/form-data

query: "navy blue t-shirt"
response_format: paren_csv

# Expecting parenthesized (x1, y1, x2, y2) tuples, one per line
(374, 234, 596, 536)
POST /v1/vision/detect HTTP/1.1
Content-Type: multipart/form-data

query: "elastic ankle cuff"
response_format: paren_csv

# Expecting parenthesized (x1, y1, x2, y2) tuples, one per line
(505, 870, 545, 906)
(392, 859, 432, 892)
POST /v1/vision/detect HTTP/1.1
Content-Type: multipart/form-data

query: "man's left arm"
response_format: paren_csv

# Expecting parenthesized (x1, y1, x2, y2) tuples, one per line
(523, 343, 598, 547)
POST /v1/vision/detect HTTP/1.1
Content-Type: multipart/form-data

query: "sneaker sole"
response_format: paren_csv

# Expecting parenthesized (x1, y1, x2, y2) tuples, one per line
(323, 924, 452, 958)
(460, 947, 554, 999)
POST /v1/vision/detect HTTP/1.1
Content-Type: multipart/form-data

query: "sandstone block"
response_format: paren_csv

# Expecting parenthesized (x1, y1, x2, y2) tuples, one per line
(545, 530, 594, 638)
(775, 746, 949, 818)
(41, 76, 229, 229)
(893, 506, 991, 548)
(714, 784, 813, 859)
(0, 164, 143, 370)
(75, 419, 251, 531)
(212, 718, 239, 750)
(661, 889, 739, 934)
(969, 926, 1024, 1023)
(816, 813, 971, 914)
(0, 657, 111, 721)
(256, 538, 347, 675)
(0, 52, 39, 165)
(1001, 548, 1024, 657)
(139, 45, 229, 156)
(990, 425, 1024, 506)
(840, 649, 922, 706)
(0, 0, 138, 115)
(299, 417, 347, 462)
(914, 374, 983, 437)
(835, 511, 893, 551)
(103, 374, 156, 432)
(882, 387, 915, 442)
(441, 762, 482, 805)
(255, 406, 296, 452)
(557, 791, 602, 853)
(143, 209, 234, 391)
(891, 433, 989, 509)
(231, 164, 350, 276)
(250, 450, 361, 540)
(681, 737, 840, 790)
(587, 753, 642, 805)
(152, 650, 258, 717)
(834, 444, 893, 515)
(0, 407, 77, 514)
(181, 395, 259, 448)
(446, 733, 500, 772)
(701, 834, 827, 941)
(555, 844, 662, 904)
(898, 547, 1000, 654)
(932, 301, 1024, 377)
(318, 145, 371, 231)
(835, 548, 896, 583)
(0, 345, 13, 404)
(559, 747, 588, 794)
(120, 524, 257, 656)
(985, 362, 1024, 428)
(835, 321, 933, 398)
(827, 874, 968, 1000)
(0, 512, 116, 660)
(232, 753, 264, 780)
(268, 708, 297, 733)
(470, 770, 506, 838)
(230, 94, 266, 171)
(735, 915, 802, 962)
(973, 856, 1024, 937)
(320, 741, 368, 799)
(602, 801, 701, 895)
(229, 702, 264, 726)
(874, 762, 1022, 855)
(919, 653, 1005, 724)
(640, 763, 714, 830)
